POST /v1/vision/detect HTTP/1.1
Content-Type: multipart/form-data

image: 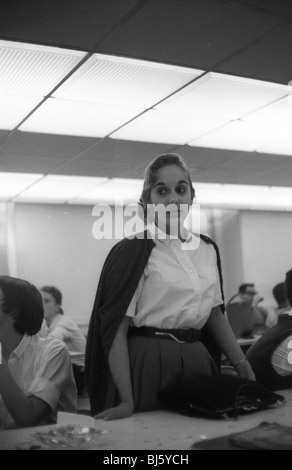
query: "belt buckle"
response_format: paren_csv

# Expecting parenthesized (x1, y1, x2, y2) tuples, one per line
(155, 331, 186, 344)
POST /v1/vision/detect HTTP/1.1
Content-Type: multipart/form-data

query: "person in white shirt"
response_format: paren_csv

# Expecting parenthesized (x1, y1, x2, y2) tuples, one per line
(40, 286, 86, 395)
(0, 276, 77, 429)
(86, 153, 255, 421)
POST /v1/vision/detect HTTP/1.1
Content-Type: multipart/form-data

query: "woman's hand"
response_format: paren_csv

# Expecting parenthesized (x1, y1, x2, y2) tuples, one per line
(235, 360, 256, 381)
(94, 401, 134, 421)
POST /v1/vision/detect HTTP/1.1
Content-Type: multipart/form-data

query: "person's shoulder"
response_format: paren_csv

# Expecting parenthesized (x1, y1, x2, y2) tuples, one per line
(37, 334, 70, 356)
(199, 233, 217, 247)
(56, 314, 77, 328)
(106, 230, 154, 258)
(190, 232, 218, 254)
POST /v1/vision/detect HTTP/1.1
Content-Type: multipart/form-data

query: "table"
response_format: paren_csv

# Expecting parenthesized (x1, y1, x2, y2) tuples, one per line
(237, 334, 261, 354)
(0, 390, 291, 450)
(237, 334, 261, 348)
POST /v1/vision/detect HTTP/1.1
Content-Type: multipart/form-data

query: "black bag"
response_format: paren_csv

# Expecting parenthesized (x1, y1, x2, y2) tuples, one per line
(158, 375, 285, 419)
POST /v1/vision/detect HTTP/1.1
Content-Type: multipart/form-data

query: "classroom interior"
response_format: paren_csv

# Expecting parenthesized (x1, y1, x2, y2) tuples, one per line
(1, 0, 292, 450)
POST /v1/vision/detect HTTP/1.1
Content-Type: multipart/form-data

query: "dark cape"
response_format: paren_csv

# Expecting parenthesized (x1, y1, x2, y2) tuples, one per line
(85, 230, 225, 415)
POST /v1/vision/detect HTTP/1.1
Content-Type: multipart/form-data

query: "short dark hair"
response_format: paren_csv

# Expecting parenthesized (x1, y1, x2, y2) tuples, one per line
(139, 153, 195, 211)
(40, 286, 64, 314)
(0, 276, 44, 335)
(272, 282, 287, 306)
(238, 283, 255, 294)
(285, 269, 292, 306)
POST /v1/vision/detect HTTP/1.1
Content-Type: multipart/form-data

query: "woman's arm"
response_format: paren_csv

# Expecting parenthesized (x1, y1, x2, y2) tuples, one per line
(0, 359, 50, 427)
(206, 306, 256, 380)
(94, 316, 134, 420)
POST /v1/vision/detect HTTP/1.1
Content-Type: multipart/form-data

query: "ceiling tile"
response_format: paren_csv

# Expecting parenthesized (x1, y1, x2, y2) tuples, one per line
(235, 1, 292, 18)
(0, 154, 72, 174)
(54, 54, 201, 108)
(189, 120, 291, 152)
(0, 40, 84, 95)
(157, 72, 289, 119)
(112, 109, 228, 145)
(0, 131, 97, 159)
(176, 146, 246, 170)
(14, 175, 108, 204)
(241, 160, 292, 186)
(0, 0, 139, 50)
(101, 0, 282, 69)
(70, 138, 173, 163)
(215, 151, 292, 171)
(0, 130, 9, 141)
(218, 24, 292, 83)
(19, 98, 144, 137)
(0, 94, 42, 130)
(244, 96, 292, 127)
(55, 138, 173, 177)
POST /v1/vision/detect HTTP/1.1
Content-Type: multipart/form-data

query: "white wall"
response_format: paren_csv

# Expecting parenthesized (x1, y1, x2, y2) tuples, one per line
(6, 203, 292, 328)
(211, 209, 292, 308)
(240, 211, 292, 307)
(12, 203, 118, 328)
(212, 209, 244, 303)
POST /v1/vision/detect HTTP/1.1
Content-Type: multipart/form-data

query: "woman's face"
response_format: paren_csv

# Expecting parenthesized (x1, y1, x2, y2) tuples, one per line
(149, 164, 193, 234)
(41, 291, 59, 321)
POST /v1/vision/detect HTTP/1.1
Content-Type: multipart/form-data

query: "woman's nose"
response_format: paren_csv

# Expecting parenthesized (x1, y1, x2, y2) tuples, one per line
(168, 194, 179, 205)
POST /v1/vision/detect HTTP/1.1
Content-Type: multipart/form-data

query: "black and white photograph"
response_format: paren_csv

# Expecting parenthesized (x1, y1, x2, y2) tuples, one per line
(1, 0, 292, 453)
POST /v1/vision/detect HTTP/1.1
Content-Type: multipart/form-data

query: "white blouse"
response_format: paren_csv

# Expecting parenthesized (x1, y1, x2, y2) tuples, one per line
(0, 335, 77, 429)
(126, 227, 223, 330)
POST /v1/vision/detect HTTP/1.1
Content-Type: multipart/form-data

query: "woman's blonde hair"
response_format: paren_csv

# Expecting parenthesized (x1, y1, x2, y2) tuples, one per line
(139, 153, 195, 212)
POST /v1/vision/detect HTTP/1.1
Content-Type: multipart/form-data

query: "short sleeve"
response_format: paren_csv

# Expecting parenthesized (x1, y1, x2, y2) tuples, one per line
(27, 341, 73, 411)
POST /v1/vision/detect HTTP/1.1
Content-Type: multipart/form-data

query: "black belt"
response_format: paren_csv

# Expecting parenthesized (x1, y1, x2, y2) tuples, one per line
(128, 326, 201, 343)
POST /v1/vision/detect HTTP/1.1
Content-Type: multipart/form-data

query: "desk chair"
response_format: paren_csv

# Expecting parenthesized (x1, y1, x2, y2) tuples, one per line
(226, 303, 255, 339)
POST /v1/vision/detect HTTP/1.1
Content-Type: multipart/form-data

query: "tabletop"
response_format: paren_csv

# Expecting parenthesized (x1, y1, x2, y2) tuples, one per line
(0, 389, 291, 450)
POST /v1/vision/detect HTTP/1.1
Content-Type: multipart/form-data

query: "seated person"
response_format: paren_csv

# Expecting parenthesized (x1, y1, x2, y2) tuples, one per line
(40, 286, 86, 396)
(265, 282, 290, 329)
(0, 276, 77, 429)
(247, 268, 292, 391)
(227, 283, 268, 336)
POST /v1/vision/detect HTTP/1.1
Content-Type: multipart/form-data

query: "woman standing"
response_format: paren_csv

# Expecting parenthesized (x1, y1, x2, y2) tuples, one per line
(85, 153, 255, 420)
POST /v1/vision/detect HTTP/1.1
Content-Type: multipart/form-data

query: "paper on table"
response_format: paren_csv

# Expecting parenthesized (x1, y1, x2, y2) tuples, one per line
(229, 421, 292, 450)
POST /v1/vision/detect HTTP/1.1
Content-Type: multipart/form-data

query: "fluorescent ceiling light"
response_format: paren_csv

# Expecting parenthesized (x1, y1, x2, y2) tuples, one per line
(244, 96, 292, 127)
(14, 175, 108, 203)
(0, 93, 43, 129)
(258, 136, 292, 156)
(156, 72, 290, 120)
(1, 172, 291, 210)
(0, 40, 85, 96)
(195, 183, 292, 211)
(74, 178, 144, 205)
(111, 109, 228, 145)
(19, 98, 144, 137)
(0, 172, 43, 201)
(53, 53, 202, 108)
(189, 120, 292, 152)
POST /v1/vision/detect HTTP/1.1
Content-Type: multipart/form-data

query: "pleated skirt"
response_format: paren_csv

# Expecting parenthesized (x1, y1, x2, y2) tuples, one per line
(128, 336, 218, 412)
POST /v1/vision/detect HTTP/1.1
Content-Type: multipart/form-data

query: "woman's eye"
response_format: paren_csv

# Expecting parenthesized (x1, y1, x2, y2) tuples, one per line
(177, 186, 186, 193)
(157, 188, 167, 195)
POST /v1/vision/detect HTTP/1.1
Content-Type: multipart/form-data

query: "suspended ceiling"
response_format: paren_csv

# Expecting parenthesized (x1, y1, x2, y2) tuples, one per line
(1, 0, 292, 192)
